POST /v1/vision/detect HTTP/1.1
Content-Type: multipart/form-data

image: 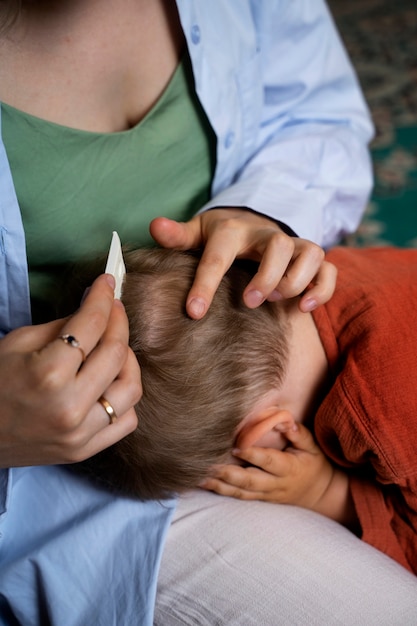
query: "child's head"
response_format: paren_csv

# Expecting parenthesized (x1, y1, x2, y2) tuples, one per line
(76, 248, 290, 500)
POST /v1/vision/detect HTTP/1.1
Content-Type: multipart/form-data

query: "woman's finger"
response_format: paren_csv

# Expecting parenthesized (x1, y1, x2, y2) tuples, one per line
(299, 260, 338, 312)
(72, 299, 135, 413)
(151, 215, 241, 318)
(17, 286, 137, 450)
(185, 226, 245, 318)
(2, 318, 69, 353)
(271, 240, 326, 300)
(55, 273, 116, 352)
(32, 274, 117, 377)
(149, 216, 202, 250)
(45, 344, 141, 463)
(85, 346, 141, 431)
(151, 209, 333, 318)
(21, 286, 128, 434)
(243, 231, 294, 308)
(151, 210, 285, 318)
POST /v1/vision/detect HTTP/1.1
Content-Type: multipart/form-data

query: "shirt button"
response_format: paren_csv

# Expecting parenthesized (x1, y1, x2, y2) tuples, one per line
(191, 24, 201, 45)
(224, 131, 235, 149)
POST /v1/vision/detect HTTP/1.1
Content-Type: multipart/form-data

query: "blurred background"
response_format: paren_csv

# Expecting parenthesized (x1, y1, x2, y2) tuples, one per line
(328, 0, 417, 247)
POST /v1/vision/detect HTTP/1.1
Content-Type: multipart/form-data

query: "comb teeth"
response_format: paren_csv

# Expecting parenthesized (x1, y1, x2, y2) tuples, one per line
(105, 231, 126, 300)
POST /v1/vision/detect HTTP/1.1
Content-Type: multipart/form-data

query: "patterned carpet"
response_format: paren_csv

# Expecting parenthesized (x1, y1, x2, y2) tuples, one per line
(328, 0, 417, 247)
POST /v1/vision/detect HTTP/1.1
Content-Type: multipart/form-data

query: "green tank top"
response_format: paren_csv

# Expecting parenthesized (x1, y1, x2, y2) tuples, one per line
(2, 54, 216, 322)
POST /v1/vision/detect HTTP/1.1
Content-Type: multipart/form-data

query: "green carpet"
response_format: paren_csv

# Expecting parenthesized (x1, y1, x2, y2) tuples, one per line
(328, 0, 417, 247)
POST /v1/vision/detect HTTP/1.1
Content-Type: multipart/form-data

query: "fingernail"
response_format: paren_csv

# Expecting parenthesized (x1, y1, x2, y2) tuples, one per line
(302, 297, 317, 312)
(273, 423, 290, 432)
(104, 274, 116, 289)
(188, 297, 206, 319)
(268, 289, 283, 302)
(245, 290, 264, 308)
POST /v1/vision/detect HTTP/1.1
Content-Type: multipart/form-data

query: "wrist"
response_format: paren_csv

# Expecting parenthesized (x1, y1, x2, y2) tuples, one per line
(314, 467, 358, 530)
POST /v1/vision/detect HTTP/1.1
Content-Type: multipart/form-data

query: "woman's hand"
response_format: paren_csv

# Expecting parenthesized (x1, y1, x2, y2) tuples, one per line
(201, 421, 354, 525)
(0, 274, 141, 468)
(150, 208, 337, 319)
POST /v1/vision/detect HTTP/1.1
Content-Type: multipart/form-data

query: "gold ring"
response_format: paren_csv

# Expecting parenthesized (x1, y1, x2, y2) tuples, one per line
(98, 396, 118, 424)
(58, 334, 86, 362)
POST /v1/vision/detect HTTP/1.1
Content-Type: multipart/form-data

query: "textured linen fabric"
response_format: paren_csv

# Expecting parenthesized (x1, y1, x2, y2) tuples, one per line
(155, 490, 417, 625)
(313, 247, 417, 572)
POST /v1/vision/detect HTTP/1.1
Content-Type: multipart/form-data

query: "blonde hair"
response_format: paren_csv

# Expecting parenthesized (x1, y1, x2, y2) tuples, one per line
(77, 248, 289, 500)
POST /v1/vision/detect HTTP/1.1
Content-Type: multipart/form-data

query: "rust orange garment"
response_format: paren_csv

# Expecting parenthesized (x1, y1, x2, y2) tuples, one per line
(312, 247, 417, 574)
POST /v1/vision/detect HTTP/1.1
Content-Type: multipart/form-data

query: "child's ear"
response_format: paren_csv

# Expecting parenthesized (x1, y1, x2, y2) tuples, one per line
(236, 408, 295, 450)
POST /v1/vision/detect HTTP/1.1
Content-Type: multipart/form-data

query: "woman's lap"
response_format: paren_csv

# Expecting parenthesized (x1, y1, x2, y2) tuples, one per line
(155, 490, 417, 625)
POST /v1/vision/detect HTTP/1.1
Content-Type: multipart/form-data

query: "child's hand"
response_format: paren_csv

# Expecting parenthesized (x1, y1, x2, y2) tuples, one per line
(201, 421, 335, 513)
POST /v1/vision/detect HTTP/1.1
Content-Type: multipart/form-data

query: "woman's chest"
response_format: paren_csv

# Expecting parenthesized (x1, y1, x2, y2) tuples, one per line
(0, 0, 184, 132)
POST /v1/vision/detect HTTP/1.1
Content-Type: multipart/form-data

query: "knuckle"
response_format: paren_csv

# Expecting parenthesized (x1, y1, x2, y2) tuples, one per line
(269, 231, 294, 254)
(126, 351, 143, 401)
(121, 383, 142, 416)
(262, 453, 276, 470)
(108, 336, 128, 363)
(325, 260, 338, 279)
(291, 241, 325, 273)
(130, 379, 143, 406)
(55, 402, 84, 435)
(5, 325, 29, 346)
(199, 251, 227, 273)
(219, 216, 241, 233)
(56, 423, 90, 463)
(232, 487, 245, 500)
(307, 243, 325, 265)
(278, 280, 302, 299)
(241, 474, 255, 490)
(258, 266, 281, 290)
(29, 358, 67, 394)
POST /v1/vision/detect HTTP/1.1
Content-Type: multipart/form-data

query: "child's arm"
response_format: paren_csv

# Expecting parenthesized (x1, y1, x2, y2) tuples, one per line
(201, 421, 358, 530)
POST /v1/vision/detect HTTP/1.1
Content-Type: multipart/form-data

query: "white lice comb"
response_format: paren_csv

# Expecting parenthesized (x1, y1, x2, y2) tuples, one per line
(105, 231, 126, 300)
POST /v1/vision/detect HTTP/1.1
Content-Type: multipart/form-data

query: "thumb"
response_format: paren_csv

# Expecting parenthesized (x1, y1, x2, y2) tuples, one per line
(149, 216, 202, 250)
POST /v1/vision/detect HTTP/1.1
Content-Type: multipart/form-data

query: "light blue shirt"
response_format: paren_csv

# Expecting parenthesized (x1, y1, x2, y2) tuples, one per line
(178, 0, 374, 246)
(0, 1, 374, 623)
